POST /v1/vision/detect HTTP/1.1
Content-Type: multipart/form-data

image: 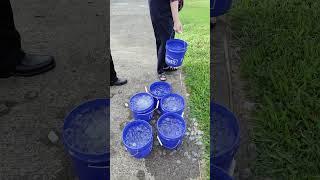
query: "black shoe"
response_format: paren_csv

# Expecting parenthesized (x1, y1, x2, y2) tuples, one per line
(14, 54, 55, 77)
(111, 78, 127, 86)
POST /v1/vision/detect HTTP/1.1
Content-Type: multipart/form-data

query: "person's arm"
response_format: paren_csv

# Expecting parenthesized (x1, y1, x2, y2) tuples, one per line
(170, 0, 183, 33)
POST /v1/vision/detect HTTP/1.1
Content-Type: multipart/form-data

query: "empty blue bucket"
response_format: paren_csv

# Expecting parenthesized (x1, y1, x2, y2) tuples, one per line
(122, 120, 153, 159)
(129, 93, 156, 122)
(211, 165, 233, 180)
(149, 81, 172, 109)
(211, 103, 240, 171)
(63, 98, 109, 180)
(156, 113, 186, 149)
(160, 93, 185, 116)
(165, 39, 188, 67)
(211, 0, 233, 17)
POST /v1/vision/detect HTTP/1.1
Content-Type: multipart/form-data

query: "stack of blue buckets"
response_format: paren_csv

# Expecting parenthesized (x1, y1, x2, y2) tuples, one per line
(122, 81, 187, 159)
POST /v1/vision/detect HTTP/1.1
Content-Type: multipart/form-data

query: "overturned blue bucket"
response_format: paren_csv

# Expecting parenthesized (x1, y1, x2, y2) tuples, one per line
(211, 103, 240, 171)
(122, 120, 153, 159)
(156, 113, 186, 149)
(63, 98, 109, 180)
(149, 81, 172, 109)
(160, 93, 185, 116)
(165, 39, 188, 67)
(129, 93, 156, 122)
(211, 165, 233, 180)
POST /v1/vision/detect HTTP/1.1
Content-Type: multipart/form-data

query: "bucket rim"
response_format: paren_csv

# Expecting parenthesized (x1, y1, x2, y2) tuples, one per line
(156, 112, 186, 140)
(129, 92, 155, 113)
(160, 93, 185, 113)
(149, 81, 172, 99)
(211, 103, 240, 157)
(122, 120, 153, 150)
(166, 39, 188, 52)
(62, 98, 109, 159)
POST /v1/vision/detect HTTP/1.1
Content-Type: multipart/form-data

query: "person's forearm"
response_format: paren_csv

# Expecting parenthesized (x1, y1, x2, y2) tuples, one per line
(170, 0, 180, 23)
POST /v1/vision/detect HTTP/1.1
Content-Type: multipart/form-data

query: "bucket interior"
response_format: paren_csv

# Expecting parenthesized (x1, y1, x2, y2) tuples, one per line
(63, 99, 109, 161)
(130, 93, 154, 113)
(157, 113, 186, 139)
(161, 94, 184, 112)
(166, 39, 187, 52)
(150, 82, 172, 99)
(211, 103, 239, 156)
(123, 121, 153, 149)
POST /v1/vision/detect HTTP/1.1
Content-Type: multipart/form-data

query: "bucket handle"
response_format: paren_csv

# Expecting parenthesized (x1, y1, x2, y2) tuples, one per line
(169, 29, 187, 50)
(157, 135, 181, 149)
(125, 146, 152, 157)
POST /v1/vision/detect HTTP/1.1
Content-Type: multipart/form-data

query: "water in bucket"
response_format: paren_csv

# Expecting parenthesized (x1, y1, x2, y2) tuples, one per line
(124, 124, 152, 148)
(130, 94, 154, 112)
(158, 116, 184, 138)
(150, 82, 171, 98)
(64, 106, 107, 154)
(160, 94, 185, 116)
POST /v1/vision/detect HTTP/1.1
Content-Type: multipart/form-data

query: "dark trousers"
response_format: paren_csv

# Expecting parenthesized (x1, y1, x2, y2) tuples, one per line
(0, 0, 25, 75)
(109, 52, 117, 82)
(150, 16, 174, 74)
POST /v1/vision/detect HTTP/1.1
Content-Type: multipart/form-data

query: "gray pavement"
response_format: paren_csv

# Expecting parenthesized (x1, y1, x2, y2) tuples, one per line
(110, 0, 204, 179)
(0, 0, 107, 179)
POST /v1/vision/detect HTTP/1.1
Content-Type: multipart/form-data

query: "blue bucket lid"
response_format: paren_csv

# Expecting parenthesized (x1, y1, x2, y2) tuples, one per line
(157, 113, 186, 139)
(166, 39, 188, 52)
(122, 120, 153, 150)
(62, 98, 109, 162)
(210, 103, 240, 157)
(149, 81, 172, 99)
(160, 93, 185, 113)
(129, 93, 155, 113)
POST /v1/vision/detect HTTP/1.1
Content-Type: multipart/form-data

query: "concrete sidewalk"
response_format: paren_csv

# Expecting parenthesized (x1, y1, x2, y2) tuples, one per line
(110, 0, 204, 179)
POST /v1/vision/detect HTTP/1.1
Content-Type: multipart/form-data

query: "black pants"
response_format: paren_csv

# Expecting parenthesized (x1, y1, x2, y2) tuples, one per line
(109, 53, 117, 82)
(150, 16, 174, 74)
(0, 0, 25, 75)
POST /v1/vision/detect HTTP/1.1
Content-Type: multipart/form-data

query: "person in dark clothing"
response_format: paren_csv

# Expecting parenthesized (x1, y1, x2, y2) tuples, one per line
(0, 0, 55, 78)
(109, 53, 127, 86)
(148, 0, 183, 81)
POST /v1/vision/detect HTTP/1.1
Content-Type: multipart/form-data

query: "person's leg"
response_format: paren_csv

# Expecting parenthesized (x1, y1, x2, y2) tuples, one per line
(109, 52, 127, 86)
(157, 17, 174, 73)
(109, 53, 117, 82)
(150, 17, 163, 74)
(0, 0, 55, 78)
(0, 0, 25, 77)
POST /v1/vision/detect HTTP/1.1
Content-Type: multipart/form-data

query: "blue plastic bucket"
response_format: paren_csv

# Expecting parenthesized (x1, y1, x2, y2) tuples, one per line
(129, 93, 156, 122)
(210, 0, 233, 17)
(63, 98, 109, 180)
(156, 113, 186, 149)
(160, 93, 185, 116)
(122, 120, 153, 159)
(211, 165, 233, 180)
(211, 103, 240, 171)
(149, 81, 172, 109)
(165, 39, 188, 67)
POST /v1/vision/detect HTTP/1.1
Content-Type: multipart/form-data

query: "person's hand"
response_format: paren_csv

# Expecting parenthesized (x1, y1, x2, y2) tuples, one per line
(174, 20, 183, 34)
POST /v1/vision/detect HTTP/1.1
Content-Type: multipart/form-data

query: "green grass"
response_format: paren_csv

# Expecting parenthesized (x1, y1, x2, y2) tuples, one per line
(179, 0, 210, 178)
(230, 0, 320, 178)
